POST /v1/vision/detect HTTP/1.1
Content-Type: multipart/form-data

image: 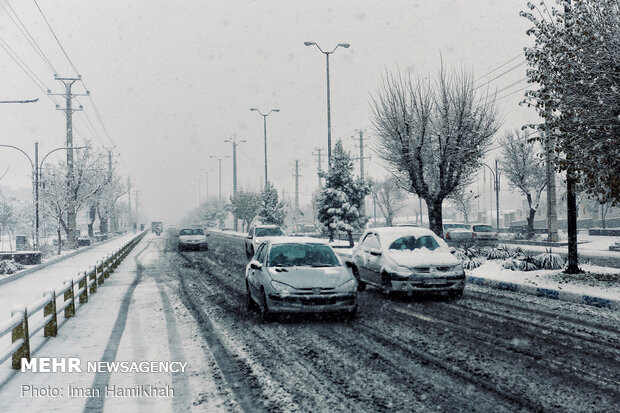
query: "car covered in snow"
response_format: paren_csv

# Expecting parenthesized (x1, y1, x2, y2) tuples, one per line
(245, 224, 285, 258)
(245, 237, 358, 320)
(442, 223, 474, 242)
(177, 228, 209, 251)
(468, 223, 499, 241)
(349, 227, 465, 298)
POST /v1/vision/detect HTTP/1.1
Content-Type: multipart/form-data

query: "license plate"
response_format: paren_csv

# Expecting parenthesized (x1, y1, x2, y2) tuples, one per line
(423, 278, 446, 285)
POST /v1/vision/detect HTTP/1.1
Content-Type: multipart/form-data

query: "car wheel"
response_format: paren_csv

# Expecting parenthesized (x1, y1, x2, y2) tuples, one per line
(259, 288, 271, 322)
(204, 244, 209, 251)
(449, 289, 464, 299)
(246, 282, 257, 311)
(381, 272, 393, 298)
(350, 265, 366, 292)
(345, 305, 358, 320)
(246, 245, 254, 259)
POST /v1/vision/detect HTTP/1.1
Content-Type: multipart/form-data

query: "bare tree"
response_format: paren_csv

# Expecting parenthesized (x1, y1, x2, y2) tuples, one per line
(500, 129, 547, 238)
(448, 183, 478, 223)
(371, 65, 500, 236)
(370, 176, 405, 226)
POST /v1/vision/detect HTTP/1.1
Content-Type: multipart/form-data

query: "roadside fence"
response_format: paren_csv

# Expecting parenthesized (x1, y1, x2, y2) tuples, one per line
(0, 231, 146, 370)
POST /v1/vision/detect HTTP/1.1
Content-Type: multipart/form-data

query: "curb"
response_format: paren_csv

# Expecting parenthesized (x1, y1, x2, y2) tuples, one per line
(0, 233, 126, 286)
(466, 275, 620, 311)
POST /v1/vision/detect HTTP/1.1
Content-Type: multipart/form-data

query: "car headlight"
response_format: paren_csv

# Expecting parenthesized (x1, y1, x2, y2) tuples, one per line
(270, 281, 296, 293)
(388, 265, 414, 277)
(335, 278, 357, 292)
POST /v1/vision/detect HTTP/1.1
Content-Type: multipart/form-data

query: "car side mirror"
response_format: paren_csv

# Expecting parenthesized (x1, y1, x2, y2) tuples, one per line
(345, 261, 354, 268)
(369, 249, 382, 256)
(247, 235, 253, 239)
(449, 247, 456, 254)
(250, 261, 262, 270)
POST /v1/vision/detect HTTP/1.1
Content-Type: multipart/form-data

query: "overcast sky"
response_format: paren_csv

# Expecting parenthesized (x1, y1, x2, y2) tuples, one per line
(0, 0, 538, 223)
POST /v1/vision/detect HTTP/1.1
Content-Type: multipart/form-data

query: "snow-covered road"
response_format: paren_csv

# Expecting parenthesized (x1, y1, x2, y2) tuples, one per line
(1, 232, 619, 412)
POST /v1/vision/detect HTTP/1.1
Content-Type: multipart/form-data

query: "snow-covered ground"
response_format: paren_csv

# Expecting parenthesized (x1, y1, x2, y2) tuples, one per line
(0, 234, 230, 412)
(468, 261, 620, 301)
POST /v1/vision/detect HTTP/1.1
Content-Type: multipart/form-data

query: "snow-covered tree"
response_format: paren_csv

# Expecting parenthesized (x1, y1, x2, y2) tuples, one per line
(317, 140, 370, 246)
(229, 190, 262, 231)
(447, 183, 478, 223)
(370, 176, 405, 226)
(258, 182, 286, 227)
(201, 199, 228, 229)
(521, 0, 620, 272)
(371, 65, 500, 237)
(500, 129, 547, 237)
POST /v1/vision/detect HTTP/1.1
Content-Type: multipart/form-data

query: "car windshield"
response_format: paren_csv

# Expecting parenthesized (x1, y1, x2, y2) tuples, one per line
(473, 225, 493, 232)
(388, 235, 441, 251)
(267, 243, 340, 267)
(255, 227, 284, 237)
(180, 229, 204, 236)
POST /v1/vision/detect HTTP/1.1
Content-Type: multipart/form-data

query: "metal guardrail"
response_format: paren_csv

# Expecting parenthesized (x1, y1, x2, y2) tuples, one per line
(0, 231, 147, 370)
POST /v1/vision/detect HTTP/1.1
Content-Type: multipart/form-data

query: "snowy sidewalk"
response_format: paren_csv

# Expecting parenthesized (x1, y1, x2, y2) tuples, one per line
(0, 234, 232, 412)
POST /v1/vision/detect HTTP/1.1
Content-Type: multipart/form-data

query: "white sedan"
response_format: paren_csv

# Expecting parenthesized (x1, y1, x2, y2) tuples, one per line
(177, 228, 209, 251)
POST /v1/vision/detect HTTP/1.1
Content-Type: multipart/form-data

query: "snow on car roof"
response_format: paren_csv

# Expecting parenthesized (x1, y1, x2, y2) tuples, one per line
(269, 236, 329, 246)
(368, 226, 448, 248)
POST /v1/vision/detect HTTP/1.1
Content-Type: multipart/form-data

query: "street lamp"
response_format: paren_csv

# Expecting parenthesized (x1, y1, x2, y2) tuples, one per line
(225, 134, 246, 231)
(209, 155, 230, 208)
(200, 168, 213, 201)
(304, 41, 350, 164)
(0, 142, 86, 249)
(480, 161, 500, 230)
(250, 107, 279, 187)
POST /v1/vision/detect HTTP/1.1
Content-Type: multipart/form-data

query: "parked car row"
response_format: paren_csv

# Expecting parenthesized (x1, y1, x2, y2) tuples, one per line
(442, 223, 498, 243)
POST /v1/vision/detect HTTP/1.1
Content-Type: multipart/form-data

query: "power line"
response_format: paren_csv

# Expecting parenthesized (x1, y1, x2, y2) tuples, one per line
(474, 60, 527, 90)
(33, 0, 80, 76)
(2, 0, 57, 74)
(474, 53, 523, 84)
(0, 33, 58, 105)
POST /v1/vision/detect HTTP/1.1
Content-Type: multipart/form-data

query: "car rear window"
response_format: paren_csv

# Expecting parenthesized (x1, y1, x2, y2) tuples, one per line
(473, 225, 493, 232)
(268, 243, 339, 267)
(180, 229, 204, 236)
(256, 227, 284, 237)
(389, 236, 441, 251)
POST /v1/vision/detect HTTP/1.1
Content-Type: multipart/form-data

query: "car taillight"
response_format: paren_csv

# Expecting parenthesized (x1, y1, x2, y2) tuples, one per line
(472, 232, 476, 239)
(446, 232, 451, 240)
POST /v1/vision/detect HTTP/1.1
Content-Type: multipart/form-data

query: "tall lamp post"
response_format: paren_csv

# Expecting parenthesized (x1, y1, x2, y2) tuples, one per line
(250, 107, 279, 187)
(303, 41, 350, 164)
(225, 134, 246, 231)
(480, 162, 500, 230)
(200, 168, 213, 201)
(0, 142, 85, 249)
(209, 155, 230, 208)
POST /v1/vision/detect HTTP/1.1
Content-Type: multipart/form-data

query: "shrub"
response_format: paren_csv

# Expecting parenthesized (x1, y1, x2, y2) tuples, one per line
(535, 249, 564, 270)
(487, 245, 511, 260)
(0, 260, 25, 275)
(463, 257, 484, 270)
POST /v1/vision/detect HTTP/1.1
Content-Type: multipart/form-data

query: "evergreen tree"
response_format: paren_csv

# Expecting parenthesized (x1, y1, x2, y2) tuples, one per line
(229, 190, 262, 231)
(258, 182, 286, 226)
(317, 140, 370, 246)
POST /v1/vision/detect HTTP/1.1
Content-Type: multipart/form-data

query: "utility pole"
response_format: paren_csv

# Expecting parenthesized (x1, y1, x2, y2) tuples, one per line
(106, 148, 117, 233)
(225, 134, 246, 231)
(353, 129, 371, 216)
(34, 142, 39, 249)
(293, 159, 301, 216)
(210, 155, 230, 208)
(49, 76, 89, 246)
(312, 147, 324, 189)
(127, 176, 132, 231)
(495, 159, 500, 230)
(135, 190, 139, 215)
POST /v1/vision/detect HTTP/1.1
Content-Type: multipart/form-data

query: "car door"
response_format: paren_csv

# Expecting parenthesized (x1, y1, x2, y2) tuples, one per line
(364, 233, 383, 285)
(356, 233, 382, 285)
(248, 242, 267, 297)
(246, 227, 254, 251)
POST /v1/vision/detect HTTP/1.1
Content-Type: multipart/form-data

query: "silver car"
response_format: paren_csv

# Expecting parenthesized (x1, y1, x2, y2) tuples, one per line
(245, 224, 285, 258)
(349, 227, 465, 298)
(442, 223, 474, 242)
(177, 228, 209, 251)
(245, 237, 358, 321)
